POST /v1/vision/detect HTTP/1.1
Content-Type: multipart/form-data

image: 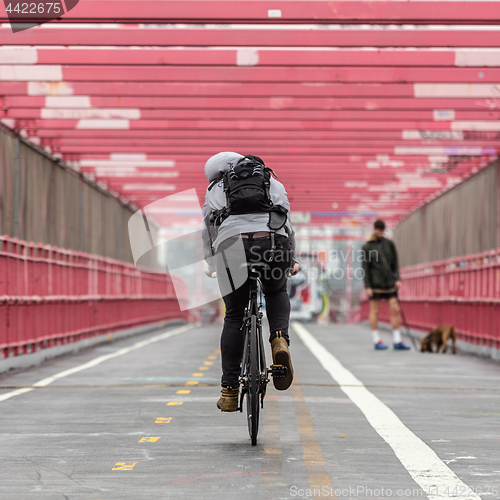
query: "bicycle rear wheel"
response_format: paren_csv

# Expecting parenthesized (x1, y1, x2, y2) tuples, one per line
(246, 314, 259, 446)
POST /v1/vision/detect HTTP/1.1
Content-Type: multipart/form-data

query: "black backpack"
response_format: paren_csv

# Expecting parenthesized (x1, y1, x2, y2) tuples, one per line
(224, 155, 273, 215)
(207, 155, 288, 260)
(209, 155, 283, 226)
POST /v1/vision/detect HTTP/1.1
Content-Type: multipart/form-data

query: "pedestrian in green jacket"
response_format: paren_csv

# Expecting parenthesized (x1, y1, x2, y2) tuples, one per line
(361, 220, 410, 351)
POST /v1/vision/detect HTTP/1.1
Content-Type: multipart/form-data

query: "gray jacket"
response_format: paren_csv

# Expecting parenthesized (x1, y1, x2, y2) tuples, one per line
(201, 152, 296, 267)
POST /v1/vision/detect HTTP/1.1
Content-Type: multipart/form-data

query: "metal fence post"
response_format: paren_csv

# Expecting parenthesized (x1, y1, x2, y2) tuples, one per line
(78, 179, 84, 252)
(116, 207, 122, 261)
(0, 132, 2, 234)
(497, 162, 500, 250)
(13, 138, 20, 238)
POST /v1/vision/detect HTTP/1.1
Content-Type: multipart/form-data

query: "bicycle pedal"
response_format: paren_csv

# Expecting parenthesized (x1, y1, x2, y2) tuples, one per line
(269, 364, 287, 378)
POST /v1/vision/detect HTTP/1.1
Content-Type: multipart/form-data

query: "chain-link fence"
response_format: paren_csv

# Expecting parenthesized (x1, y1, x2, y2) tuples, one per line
(0, 125, 150, 263)
(394, 161, 498, 267)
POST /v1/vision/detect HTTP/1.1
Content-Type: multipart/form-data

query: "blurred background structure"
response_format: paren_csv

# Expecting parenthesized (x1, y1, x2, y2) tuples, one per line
(0, 1, 499, 360)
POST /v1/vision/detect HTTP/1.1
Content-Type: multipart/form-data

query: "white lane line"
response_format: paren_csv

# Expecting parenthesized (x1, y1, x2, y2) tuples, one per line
(292, 322, 481, 500)
(0, 324, 196, 403)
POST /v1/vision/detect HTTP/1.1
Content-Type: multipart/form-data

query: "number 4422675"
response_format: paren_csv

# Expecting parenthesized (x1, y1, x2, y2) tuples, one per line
(5, 2, 62, 14)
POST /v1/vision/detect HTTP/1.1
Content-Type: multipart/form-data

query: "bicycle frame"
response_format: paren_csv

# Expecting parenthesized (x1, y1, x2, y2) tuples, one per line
(237, 263, 288, 445)
(238, 265, 268, 445)
(238, 271, 267, 405)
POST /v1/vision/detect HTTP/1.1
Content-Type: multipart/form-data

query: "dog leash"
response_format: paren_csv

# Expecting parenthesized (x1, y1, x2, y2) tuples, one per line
(397, 296, 418, 350)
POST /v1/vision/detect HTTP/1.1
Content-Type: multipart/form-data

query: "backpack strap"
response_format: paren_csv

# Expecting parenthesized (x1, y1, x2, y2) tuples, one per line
(209, 207, 230, 227)
(243, 154, 265, 166)
(267, 205, 288, 230)
(265, 167, 278, 179)
(208, 175, 223, 191)
(267, 206, 288, 262)
(205, 218, 216, 258)
(263, 169, 272, 204)
(222, 171, 231, 210)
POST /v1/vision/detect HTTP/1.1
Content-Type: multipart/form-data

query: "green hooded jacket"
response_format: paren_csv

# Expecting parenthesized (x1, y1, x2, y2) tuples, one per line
(361, 234, 400, 290)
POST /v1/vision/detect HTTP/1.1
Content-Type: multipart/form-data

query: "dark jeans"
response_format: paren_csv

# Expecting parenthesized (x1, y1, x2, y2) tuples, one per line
(216, 234, 293, 387)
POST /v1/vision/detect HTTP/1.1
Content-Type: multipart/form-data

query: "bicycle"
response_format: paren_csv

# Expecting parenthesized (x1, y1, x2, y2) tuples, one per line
(237, 262, 288, 446)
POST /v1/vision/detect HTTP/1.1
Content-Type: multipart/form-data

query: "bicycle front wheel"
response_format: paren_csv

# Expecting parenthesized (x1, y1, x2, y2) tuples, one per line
(246, 314, 260, 446)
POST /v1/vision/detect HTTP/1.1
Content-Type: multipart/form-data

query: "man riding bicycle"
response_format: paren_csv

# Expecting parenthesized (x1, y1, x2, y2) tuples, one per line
(202, 152, 299, 412)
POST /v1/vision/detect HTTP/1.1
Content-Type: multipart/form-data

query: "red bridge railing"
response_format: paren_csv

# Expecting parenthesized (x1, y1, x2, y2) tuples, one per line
(0, 235, 189, 358)
(360, 248, 500, 350)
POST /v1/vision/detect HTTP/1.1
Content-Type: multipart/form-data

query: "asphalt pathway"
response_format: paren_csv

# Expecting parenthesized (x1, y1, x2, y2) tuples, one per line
(0, 322, 499, 500)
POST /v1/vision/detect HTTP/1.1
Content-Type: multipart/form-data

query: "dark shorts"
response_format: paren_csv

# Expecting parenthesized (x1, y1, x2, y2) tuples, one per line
(369, 290, 398, 301)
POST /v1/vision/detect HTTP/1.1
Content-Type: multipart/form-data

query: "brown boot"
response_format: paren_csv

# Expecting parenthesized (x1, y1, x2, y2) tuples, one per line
(216, 386, 239, 412)
(271, 334, 293, 391)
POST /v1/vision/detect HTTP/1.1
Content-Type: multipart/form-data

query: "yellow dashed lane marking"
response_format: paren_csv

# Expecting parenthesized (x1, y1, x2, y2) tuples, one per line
(204, 361, 213, 366)
(198, 366, 209, 371)
(155, 417, 172, 424)
(112, 462, 137, 471)
(262, 398, 283, 499)
(291, 384, 336, 497)
(167, 401, 183, 406)
(176, 390, 191, 394)
(186, 381, 199, 386)
(192, 373, 204, 377)
(138, 437, 160, 443)
(208, 356, 217, 360)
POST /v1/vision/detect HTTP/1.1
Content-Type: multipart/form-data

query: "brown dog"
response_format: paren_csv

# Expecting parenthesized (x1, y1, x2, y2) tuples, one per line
(420, 325, 456, 354)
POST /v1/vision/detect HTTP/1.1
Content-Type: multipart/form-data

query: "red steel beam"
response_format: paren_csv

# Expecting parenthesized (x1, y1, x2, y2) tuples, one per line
(122, 185, 460, 195)
(82, 164, 486, 175)
(106, 186, 463, 195)
(10, 119, 489, 131)
(1, 0, 500, 24)
(80, 166, 489, 180)
(131, 190, 472, 199)
(100, 173, 461, 182)
(8, 109, 500, 121)
(0, 82, 422, 97)
(124, 197, 469, 210)
(3, 27, 500, 47)
(128, 197, 443, 206)
(129, 191, 443, 201)
(119, 197, 452, 207)
(74, 153, 495, 163)
(2, 2, 500, 24)
(30, 130, 498, 141)
(3, 96, 499, 111)
(41, 139, 498, 148)
(54, 145, 498, 156)
(118, 201, 459, 212)
(3, 65, 500, 83)
(100, 169, 487, 186)
(0, 47, 470, 66)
